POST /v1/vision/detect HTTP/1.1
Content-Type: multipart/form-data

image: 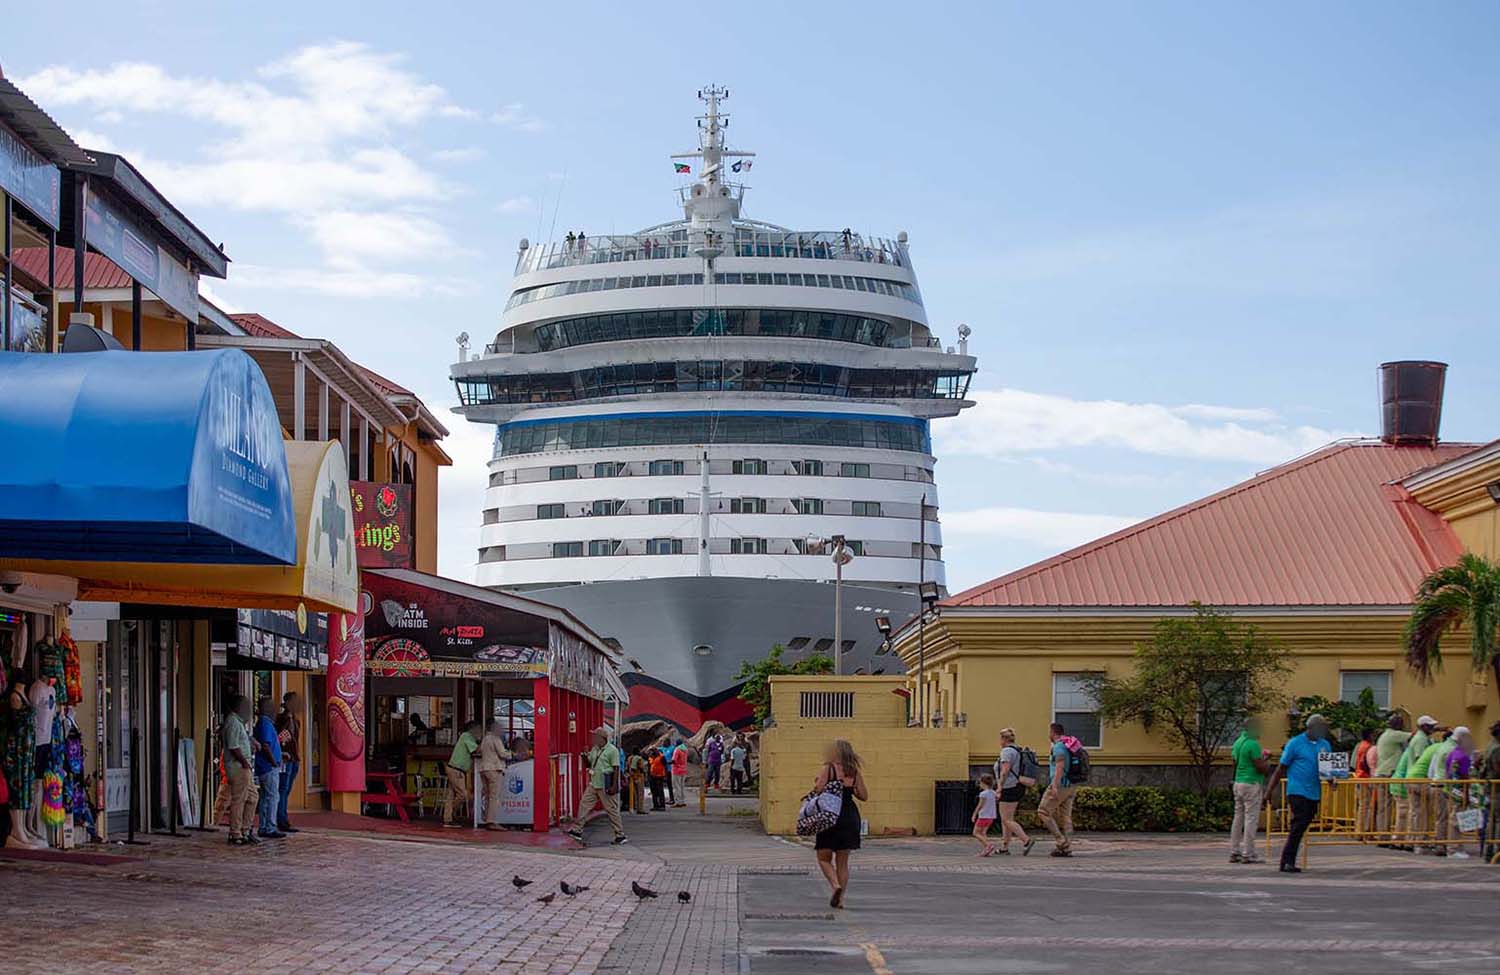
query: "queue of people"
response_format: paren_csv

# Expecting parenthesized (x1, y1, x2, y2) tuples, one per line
(217, 692, 302, 845)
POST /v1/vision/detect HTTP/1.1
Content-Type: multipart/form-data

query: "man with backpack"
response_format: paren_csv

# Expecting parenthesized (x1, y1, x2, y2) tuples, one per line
(1038, 721, 1088, 857)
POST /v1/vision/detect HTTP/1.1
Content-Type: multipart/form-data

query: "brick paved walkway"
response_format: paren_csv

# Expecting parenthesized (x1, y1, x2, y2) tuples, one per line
(596, 864, 739, 975)
(0, 831, 660, 975)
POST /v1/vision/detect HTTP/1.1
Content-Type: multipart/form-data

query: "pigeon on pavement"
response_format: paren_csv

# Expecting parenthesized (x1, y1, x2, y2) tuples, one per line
(632, 881, 659, 899)
(561, 881, 590, 896)
(678, 891, 691, 904)
(512, 875, 534, 890)
(535, 892, 556, 904)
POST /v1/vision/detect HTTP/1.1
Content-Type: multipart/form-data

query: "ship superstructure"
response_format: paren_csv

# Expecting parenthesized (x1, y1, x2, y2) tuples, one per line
(451, 88, 976, 728)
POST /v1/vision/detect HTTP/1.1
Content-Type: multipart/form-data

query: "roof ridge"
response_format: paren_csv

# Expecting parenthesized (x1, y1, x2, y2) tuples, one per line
(944, 439, 1478, 607)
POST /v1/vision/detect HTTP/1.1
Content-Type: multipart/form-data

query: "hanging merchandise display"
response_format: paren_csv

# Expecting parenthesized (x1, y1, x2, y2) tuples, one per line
(60, 631, 82, 708)
(2, 678, 35, 809)
(40, 711, 66, 828)
(37, 636, 65, 698)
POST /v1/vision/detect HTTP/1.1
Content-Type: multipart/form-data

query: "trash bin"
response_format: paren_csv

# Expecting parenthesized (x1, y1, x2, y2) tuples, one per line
(934, 780, 975, 834)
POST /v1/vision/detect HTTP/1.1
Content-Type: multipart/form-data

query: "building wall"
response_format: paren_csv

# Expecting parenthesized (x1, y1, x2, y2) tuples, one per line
(898, 614, 1495, 775)
(759, 675, 969, 835)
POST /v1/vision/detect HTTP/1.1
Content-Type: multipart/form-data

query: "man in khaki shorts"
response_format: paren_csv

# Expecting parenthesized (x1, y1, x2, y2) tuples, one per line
(1038, 722, 1079, 857)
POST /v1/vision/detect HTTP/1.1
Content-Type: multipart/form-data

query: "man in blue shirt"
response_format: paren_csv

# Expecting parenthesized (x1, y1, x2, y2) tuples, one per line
(1038, 722, 1080, 857)
(1263, 713, 1332, 873)
(252, 696, 286, 839)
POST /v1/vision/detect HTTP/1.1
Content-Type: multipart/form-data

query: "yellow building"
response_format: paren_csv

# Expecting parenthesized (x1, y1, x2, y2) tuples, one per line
(759, 676, 969, 835)
(892, 371, 1498, 786)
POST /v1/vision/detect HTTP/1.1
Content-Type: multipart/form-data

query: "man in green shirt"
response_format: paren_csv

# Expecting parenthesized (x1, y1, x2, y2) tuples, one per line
(443, 719, 482, 828)
(1408, 724, 1448, 851)
(1400, 716, 1437, 848)
(1228, 720, 1271, 863)
(567, 727, 627, 846)
(1426, 730, 1462, 855)
(1373, 714, 1412, 840)
(221, 694, 261, 846)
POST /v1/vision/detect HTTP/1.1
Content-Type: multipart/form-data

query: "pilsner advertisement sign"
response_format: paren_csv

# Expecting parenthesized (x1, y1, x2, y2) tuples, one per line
(350, 481, 413, 568)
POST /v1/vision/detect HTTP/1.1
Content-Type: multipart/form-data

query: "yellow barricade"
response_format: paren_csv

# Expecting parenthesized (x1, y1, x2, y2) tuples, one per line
(1264, 777, 1500, 866)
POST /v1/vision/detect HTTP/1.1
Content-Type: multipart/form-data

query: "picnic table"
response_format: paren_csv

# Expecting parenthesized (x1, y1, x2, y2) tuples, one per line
(362, 770, 420, 823)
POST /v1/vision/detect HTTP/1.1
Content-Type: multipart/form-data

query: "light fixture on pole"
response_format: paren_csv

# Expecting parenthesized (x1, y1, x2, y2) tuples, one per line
(875, 615, 892, 656)
(829, 534, 852, 675)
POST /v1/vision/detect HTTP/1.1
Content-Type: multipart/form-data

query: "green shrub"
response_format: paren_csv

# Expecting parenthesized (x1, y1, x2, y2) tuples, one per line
(1008, 786, 1235, 832)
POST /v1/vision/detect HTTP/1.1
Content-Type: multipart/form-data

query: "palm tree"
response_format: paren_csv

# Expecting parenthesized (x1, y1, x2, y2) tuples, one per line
(1403, 552, 1500, 704)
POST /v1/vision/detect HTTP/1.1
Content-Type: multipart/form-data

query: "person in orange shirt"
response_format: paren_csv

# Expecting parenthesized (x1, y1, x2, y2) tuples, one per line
(1353, 727, 1378, 834)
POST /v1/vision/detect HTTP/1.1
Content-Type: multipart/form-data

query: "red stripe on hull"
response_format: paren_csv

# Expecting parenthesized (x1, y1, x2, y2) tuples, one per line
(623, 681, 753, 733)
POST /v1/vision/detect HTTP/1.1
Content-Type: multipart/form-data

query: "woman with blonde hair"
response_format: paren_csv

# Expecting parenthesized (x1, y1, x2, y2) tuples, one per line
(812, 739, 868, 908)
(994, 728, 1037, 855)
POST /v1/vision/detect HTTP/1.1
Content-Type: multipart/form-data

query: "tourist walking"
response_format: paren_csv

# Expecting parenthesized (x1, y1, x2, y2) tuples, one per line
(647, 747, 668, 810)
(477, 720, 512, 829)
(993, 728, 1034, 855)
(567, 727, 627, 846)
(443, 719, 481, 828)
(671, 739, 690, 807)
(813, 739, 867, 909)
(971, 773, 1000, 856)
(275, 691, 301, 833)
(1263, 713, 1332, 873)
(705, 733, 724, 791)
(729, 738, 749, 794)
(1229, 719, 1271, 863)
(221, 695, 259, 846)
(1037, 722, 1080, 857)
(252, 696, 285, 839)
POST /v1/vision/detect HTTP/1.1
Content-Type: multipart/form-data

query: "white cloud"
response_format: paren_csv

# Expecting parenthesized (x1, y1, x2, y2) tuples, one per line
(490, 102, 545, 132)
(938, 387, 1361, 466)
(433, 147, 486, 163)
(943, 506, 1143, 551)
(17, 43, 517, 298)
(496, 194, 537, 214)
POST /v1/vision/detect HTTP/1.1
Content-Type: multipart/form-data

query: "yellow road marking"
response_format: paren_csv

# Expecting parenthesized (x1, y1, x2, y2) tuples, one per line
(860, 941, 893, 975)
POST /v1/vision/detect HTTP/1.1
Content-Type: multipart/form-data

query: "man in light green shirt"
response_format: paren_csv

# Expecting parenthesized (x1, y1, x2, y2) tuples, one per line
(1400, 716, 1437, 847)
(221, 694, 260, 845)
(1373, 715, 1412, 839)
(1427, 731, 1461, 853)
(1408, 727, 1448, 851)
(443, 719, 482, 827)
(567, 727, 626, 846)
(1228, 722, 1271, 863)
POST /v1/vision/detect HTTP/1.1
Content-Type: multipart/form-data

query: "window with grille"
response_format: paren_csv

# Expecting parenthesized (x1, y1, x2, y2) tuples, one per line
(799, 691, 855, 719)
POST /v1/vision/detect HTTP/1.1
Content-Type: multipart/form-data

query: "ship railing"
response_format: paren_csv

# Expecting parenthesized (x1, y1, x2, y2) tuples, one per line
(515, 229, 908, 274)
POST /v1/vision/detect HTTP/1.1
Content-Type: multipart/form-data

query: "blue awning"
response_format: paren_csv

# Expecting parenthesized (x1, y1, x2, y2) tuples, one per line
(0, 348, 297, 564)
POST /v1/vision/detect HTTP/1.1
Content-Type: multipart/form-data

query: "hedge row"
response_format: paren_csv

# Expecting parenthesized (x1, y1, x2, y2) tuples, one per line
(1003, 786, 1236, 833)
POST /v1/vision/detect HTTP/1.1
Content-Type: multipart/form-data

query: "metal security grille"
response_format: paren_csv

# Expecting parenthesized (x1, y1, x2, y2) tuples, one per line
(798, 691, 854, 719)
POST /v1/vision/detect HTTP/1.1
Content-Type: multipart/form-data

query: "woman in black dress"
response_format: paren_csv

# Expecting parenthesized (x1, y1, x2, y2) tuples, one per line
(813, 739, 868, 908)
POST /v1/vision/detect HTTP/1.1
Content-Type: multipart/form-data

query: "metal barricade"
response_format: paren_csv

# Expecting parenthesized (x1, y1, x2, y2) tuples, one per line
(1264, 777, 1499, 866)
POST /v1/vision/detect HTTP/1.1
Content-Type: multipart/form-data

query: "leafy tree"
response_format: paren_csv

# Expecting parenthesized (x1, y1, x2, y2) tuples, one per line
(1085, 604, 1293, 794)
(1292, 688, 1386, 750)
(734, 643, 833, 727)
(1404, 552, 1500, 706)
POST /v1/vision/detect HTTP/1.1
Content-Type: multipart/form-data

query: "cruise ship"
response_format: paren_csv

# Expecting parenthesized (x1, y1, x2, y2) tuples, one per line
(451, 88, 976, 730)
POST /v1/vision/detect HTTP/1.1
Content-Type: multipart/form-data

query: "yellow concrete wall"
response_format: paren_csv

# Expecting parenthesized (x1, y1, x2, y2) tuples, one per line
(759, 676, 970, 836)
(898, 615, 1495, 770)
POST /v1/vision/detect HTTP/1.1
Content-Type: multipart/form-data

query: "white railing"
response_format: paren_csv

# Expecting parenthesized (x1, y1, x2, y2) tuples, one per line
(515, 228, 908, 274)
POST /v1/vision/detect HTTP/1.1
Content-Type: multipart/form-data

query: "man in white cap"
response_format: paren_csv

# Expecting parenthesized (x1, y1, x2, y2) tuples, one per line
(1403, 715, 1439, 848)
(1264, 713, 1332, 873)
(567, 727, 627, 846)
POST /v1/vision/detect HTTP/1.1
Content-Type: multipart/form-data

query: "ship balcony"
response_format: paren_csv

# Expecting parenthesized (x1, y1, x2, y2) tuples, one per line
(515, 228, 909, 275)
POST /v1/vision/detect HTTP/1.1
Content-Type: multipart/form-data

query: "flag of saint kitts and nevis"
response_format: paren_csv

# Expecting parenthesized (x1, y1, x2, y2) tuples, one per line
(674, 162, 691, 173)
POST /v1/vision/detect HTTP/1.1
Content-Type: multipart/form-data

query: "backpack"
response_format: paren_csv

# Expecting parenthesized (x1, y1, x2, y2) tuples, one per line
(995, 746, 1041, 787)
(1067, 745, 1091, 784)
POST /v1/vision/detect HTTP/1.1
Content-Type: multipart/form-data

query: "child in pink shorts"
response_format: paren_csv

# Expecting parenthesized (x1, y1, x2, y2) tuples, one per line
(972, 773, 999, 856)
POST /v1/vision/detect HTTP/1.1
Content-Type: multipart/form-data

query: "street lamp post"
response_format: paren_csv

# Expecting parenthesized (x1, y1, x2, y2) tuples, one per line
(830, 534, 850, 675)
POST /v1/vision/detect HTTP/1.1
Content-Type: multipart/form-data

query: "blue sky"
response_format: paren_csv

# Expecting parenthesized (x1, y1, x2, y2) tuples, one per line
(8, 2, 1498, 591)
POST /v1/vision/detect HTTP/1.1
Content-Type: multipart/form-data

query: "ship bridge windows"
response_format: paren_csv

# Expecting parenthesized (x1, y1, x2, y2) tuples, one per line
(528, 308, 896, 351)
(496, 412, 931, 457)
(455, 361, 973, 407)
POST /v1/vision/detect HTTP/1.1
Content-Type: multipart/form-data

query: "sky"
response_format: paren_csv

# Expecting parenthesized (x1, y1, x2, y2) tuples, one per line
(7, 2, 1499, 593)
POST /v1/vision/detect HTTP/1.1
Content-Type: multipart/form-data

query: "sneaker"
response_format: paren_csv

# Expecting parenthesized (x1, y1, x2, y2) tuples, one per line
(612, 836, 629, 845)
(443, 822, 462, 829)
(258, 830, 287, 840)
(1229, 853, 1244, 864)
(1022, 838, 1036, 856)
(1450, 850, 1470, 859)
(279, 826, 300, 834)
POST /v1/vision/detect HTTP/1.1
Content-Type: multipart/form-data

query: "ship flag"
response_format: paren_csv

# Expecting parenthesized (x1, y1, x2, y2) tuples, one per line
(674, 162, 691, 174)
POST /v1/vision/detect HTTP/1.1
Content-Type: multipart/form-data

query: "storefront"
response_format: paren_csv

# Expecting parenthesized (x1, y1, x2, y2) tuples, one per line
(1, 347, 356, 846)
(356, 570, 627, 831)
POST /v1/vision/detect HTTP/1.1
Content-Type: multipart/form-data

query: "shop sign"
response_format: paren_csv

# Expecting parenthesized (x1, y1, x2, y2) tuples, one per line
(5, 292, 47, 352)
(361, 572, 550, 678)
(83, 185, 199, 321)
(0, 120, 61, 229)
(494, 759, 535, 826)
(235, 605, 328, 670)
(350, 481, 413, 569)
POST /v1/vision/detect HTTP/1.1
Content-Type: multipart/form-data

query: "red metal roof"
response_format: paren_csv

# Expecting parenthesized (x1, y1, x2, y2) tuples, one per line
(358, 365, 412, 397)
(9, 246, 133, 289)
(228, 312, 301, 340)
(945, 441, 1481, 610)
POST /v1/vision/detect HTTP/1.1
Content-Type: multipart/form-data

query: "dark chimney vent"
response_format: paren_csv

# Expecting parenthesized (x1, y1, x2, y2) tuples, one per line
(1379, 360, 1447, 445)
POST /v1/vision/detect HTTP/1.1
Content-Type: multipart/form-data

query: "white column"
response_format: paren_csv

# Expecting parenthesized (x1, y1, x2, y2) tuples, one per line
(292, 355, 306, 440)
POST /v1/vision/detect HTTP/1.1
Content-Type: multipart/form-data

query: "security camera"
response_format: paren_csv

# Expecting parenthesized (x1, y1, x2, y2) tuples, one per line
(0, 572, 21, 595)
